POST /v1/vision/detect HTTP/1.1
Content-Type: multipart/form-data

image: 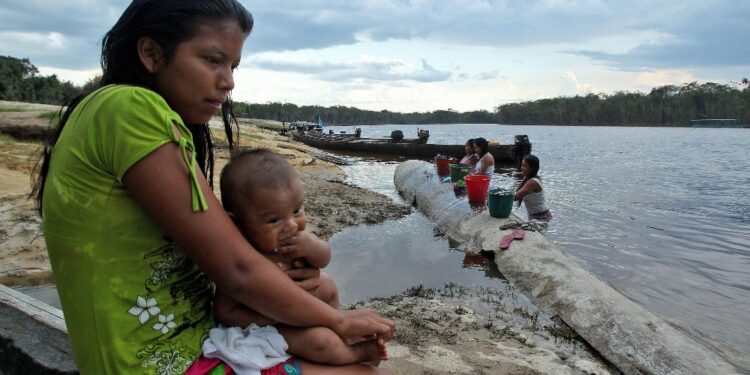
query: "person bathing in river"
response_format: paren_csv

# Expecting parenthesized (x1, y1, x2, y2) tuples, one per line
(215, 148, 388, 367)
(459, 138, 479, 172)
(515, 154, 552, 221)
(472, 137, 495, 175)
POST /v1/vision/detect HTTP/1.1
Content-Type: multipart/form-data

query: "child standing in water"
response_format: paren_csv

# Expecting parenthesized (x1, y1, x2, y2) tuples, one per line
(215, 148, 388, 366)
(515, 154, 552, 221)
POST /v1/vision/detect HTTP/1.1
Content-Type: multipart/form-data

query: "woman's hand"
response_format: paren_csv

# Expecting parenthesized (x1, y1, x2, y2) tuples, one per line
(333, 309, 396, 343)
(280, 263, 321, 294)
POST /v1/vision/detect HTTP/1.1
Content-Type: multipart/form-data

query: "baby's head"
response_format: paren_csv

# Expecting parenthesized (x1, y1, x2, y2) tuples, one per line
(220, 149, 306, 253)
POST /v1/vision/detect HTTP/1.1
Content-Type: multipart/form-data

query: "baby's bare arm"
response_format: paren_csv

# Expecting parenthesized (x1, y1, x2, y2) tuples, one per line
(279, 231, 331, 269)
(214, 289, 277, 327)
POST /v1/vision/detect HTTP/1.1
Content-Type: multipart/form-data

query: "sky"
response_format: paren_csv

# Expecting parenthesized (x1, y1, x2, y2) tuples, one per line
(1, 0, 748, 113)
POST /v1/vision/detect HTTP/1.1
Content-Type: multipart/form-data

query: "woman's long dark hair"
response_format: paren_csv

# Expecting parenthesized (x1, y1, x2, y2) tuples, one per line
(516, 154, 540, 204)
(32, 0, 253, 214)
(473, 137, 489, 156)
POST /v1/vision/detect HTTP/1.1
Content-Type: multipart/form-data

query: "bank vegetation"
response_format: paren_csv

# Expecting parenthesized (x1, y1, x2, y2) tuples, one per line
(2, 55, 748, 127)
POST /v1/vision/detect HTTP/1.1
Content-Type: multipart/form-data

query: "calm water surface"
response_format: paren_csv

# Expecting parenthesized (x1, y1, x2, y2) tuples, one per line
(323, 124, 750, 367)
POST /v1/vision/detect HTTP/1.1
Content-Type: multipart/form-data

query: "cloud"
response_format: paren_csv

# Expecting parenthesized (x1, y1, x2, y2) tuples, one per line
(247, 1, 750, 72)
(0, 31, 101, 69)
(3, 0, 749, 73)
(562, 71, 594, 95)
(565, 1, 750, 70)
(474, 71, 503, 81)
(246, 0, 615, 52)
(2, 0, 748, 111)
(0, 0, 124, 69)
(249, 55, 451, 82)
(571, 33, 750, 71)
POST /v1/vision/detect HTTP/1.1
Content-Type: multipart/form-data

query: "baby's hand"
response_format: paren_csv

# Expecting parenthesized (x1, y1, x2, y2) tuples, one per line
(277, 231, 311, 260)
(278, 231, 330, 269)
(291, 258, 309, 269)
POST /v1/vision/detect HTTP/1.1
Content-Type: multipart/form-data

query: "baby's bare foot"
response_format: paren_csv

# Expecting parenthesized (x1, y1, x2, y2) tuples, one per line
(377, 337, 388, 361)
(351, 338, 386, 365)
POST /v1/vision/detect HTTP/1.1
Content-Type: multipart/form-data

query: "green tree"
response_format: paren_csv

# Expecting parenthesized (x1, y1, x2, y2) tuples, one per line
(0, 55, 89, 104)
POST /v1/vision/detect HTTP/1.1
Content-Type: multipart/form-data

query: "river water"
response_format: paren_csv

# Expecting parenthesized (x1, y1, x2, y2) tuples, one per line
(321, 123, 750, 368)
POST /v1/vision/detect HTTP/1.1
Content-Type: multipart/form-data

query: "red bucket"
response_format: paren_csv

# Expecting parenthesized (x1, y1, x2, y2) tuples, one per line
(435, 156, 457, 177)
(435, 157, 451, 176)
(465, 175, 491, 204)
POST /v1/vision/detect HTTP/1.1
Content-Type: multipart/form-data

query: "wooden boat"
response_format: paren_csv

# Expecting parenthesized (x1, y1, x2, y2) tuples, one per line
(691, 119, 750, 128)
(289, 129, 532, 164)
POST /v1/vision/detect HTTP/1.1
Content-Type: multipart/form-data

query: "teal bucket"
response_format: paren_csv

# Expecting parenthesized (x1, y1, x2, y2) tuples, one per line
(450, 164, 471, 184)
(488, 188, 515, 218)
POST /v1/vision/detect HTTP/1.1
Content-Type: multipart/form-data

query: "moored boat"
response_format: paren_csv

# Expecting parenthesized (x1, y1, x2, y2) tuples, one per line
(289, 128, 532, 164)
(691, 119, 750, 128)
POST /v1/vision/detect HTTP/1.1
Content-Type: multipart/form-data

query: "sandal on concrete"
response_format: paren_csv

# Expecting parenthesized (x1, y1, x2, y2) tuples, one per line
(500, 220, 522, 230)
(499, 233, 514, 250)
(512, 227, 525, 240)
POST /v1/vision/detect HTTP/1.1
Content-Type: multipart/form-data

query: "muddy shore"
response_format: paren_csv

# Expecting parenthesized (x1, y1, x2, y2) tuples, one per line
(0, 101, 617, 374)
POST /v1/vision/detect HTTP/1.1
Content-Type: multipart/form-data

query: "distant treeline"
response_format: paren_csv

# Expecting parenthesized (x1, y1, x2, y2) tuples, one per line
(0, 56, 97, 105)
(236, 81, 750, 127)
(497, 82, 750, 126)
(232, 102, 497, 126)
(2, 55, 748, 126)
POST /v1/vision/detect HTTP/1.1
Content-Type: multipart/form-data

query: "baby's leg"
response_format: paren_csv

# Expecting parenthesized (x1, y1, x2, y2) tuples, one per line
(313, 272, 340, 309)
(298, 361, 392, 374)
(311, 275, 386, 353)
(298, 360, 392, 374)
(278, 325, 384, 366)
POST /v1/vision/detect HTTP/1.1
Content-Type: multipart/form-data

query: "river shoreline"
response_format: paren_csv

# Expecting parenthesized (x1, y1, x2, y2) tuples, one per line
(0, 102, 617, 374)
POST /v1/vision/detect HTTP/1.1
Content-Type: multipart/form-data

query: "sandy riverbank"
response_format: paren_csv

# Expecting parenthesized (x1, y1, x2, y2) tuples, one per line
(0, 101, 617, 374)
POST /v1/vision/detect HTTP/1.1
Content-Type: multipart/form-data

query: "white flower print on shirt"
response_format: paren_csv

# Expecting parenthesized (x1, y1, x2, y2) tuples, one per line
(128, 296, 161, 324)
(153, 314, 176, 334)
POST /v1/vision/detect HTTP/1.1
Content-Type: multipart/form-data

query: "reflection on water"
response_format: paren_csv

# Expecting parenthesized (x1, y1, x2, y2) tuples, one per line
(326, 212, 509, 304)
(332, 124, 750, 369)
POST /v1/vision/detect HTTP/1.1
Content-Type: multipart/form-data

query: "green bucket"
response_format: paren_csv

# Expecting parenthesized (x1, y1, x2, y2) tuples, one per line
(450, 164, 471, 184)
(488, 188, 515, 218)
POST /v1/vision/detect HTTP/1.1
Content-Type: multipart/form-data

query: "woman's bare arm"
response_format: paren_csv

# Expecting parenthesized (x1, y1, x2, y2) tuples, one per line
(214, 289, 276, 327)
(123, 143, 393, 339)
(476, 156, 488, 174)
(515, 179, 540, 200)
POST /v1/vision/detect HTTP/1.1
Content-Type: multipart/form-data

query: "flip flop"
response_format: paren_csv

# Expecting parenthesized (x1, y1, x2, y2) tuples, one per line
(499, 233, 514, 250)
(512, 227, 525, 240)
(500, 220, 522, 230)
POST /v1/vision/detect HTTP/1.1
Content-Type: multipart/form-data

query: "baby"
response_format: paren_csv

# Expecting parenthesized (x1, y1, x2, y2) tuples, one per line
(215, 148, 387, 366)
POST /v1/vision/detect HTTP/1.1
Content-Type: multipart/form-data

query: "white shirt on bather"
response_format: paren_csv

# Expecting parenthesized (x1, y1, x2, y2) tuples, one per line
(475, 155, 494, 175)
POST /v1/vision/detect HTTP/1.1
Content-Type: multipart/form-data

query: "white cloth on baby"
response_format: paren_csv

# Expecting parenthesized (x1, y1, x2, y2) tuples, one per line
(202, 324, 291, 375)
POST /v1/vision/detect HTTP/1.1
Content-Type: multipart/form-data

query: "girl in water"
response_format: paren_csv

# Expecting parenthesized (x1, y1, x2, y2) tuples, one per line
(515, 154, 552, 221)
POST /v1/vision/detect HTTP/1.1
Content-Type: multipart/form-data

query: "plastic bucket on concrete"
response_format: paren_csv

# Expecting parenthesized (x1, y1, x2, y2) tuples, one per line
(488, 188, 515, 218)
(435, 156, 452, 177)
(450, 164, 471, 183)
(465, 175, 491, 204)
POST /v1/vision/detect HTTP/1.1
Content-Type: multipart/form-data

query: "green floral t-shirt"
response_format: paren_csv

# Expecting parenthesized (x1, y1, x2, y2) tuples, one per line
(42, 85, 213, 374)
